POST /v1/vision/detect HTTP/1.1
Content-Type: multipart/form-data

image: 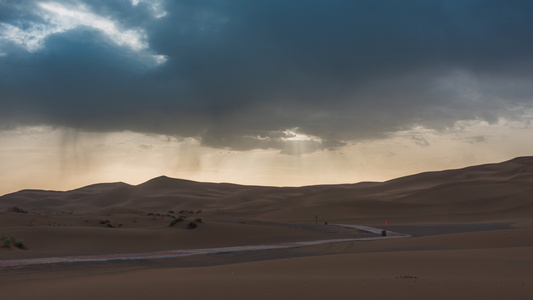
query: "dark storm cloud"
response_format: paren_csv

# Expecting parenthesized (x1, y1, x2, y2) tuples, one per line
(2, 0, 533, 153)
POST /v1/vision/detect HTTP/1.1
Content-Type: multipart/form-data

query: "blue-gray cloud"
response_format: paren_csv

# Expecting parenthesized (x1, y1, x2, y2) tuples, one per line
(1, 0, 533, 152)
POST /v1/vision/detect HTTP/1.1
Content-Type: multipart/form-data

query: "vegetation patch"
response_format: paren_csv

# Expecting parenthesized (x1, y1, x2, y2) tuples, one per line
(1, 236, 26, 249)
(147, 211, 176, 218)
(169, 217, 184, 227)
(7, 206, 28, 213)
(99, 220, 121, 228)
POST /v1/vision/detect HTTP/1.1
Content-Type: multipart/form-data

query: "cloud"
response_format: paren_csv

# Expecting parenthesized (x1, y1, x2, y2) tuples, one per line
(131, 0, 167, 18)
(411, 136, 430, 147)
(2, 0, 533, 154)
(465, 136, 486, 144)
(38, 2, 146, 51)
(0, 1, 165, 64)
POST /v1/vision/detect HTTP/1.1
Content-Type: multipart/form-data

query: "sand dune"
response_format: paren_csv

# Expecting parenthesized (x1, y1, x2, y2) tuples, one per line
(2, 157, 533, 299)
(0, 158, 527, 222)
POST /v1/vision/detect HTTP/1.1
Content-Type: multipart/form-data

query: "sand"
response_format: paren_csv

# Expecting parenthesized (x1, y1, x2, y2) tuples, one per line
(1, 157, 533, 299)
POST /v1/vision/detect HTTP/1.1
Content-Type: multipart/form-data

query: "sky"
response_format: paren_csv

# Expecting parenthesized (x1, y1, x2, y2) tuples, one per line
(1, 0, 533, 195)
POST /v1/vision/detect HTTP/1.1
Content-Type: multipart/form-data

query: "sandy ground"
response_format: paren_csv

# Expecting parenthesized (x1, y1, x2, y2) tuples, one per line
(1, 157, 533, 299)
(2, 228, 532, 300)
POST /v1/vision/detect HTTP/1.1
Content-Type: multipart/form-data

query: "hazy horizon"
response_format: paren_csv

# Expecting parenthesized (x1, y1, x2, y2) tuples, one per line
(2, 1, 533, 195)
(1, 153, 529, 196)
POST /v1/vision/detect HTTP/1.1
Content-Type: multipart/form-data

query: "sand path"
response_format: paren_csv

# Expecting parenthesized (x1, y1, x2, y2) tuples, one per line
(0, 225, 411, 268)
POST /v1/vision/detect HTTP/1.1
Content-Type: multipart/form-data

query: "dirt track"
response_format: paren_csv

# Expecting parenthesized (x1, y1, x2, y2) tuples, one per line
(0, 225, 410, 268)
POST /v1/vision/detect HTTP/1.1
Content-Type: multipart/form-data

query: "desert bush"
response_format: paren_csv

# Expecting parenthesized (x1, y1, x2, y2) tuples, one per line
(187, 222, 197, 230)
(195, 218, 202, 223)
(1, 236, 26, 249)
(13, 239, 26, 249)
(7, 206, 28, 213)
(169, 217, 184, 227)
(1, 236, 13, 247)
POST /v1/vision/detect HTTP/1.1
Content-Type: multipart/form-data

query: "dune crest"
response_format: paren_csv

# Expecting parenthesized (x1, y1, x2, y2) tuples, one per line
(1, 156, 532, 223)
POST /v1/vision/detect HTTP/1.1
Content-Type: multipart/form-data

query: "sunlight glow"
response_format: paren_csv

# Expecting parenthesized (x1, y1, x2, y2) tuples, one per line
(2, 117, 533, 196)
(283, 128, 322, 142)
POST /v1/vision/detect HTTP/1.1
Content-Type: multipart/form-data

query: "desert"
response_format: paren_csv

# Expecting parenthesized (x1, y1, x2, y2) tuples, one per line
(3, 2, 533, 299)
(1, 157, 532, 299)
